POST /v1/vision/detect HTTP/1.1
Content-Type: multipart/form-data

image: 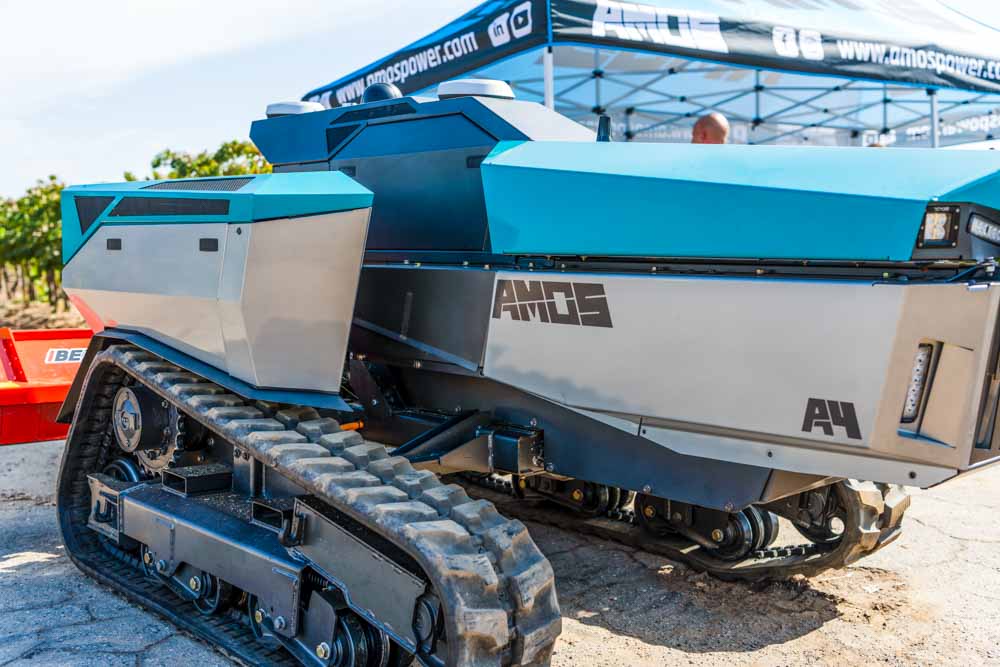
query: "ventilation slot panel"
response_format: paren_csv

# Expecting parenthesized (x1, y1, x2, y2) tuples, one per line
(142, 177, 254, 192)
(109, 197, 230, 217)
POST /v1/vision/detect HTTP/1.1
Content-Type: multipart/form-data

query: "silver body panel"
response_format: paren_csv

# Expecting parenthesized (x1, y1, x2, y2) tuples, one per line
(485, 271, 1000, 487)
(63, 209, 370, 393)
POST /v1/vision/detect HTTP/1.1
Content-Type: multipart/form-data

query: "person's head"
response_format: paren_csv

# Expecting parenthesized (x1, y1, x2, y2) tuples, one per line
(692, 112, 730, 144)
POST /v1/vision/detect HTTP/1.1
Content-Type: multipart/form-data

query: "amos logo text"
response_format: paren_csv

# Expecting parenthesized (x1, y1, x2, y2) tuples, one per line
(492, 279, 613, 328)
(591, 1, 728, 54)
(489, 1, 534, 47)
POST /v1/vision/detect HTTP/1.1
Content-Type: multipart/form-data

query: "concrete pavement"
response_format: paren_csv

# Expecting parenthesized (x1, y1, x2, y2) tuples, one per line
(2, 440, 999, 666)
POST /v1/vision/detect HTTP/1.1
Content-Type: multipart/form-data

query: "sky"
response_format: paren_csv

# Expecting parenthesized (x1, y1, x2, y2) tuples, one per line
(0, 0, 476, 197)
(2, 0, 1000, 198)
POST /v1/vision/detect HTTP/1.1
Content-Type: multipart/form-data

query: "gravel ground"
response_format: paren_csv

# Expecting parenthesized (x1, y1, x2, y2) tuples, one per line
(0, 302, 85, 329)
(1, 440, 999, 666)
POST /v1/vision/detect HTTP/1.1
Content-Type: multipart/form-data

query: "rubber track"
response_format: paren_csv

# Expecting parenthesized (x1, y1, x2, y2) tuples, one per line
(461, 477, 910, 582)
(57, 362, 297, 667)
(58, 345, 561, 666)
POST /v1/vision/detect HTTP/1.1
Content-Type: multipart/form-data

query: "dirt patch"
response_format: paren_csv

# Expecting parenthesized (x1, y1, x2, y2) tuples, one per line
(0, 301, 86, 329)
(0, 491, 54, 506)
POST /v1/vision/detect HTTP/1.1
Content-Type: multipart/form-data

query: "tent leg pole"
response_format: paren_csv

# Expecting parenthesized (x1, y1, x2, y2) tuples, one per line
(928, 89, 940, 148)
(543, 47, 555, 110)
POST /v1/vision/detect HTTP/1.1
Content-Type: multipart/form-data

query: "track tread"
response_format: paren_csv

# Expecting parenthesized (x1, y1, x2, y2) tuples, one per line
(60, 345, 561, 666)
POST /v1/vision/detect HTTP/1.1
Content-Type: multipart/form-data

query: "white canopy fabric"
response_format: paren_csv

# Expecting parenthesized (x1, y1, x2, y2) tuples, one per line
(304, 1, 1000, 147)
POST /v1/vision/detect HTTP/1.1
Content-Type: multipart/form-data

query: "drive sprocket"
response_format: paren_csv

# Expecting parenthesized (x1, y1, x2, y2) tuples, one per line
(111, 381, 199, 474)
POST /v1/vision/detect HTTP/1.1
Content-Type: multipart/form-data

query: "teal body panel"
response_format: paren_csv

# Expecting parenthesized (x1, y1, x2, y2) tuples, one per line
(61, 172, 373, 264)
(481, 141, 1000, 261)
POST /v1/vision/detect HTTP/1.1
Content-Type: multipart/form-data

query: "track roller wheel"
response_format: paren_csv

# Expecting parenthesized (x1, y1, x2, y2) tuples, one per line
(634, 494, 674, 537)
(332, 614, 371, 667)
(192, 573, 236, 616)
(742, 507, 767, 553)
(567, 481, 610, 516)
(139, 544, 162, 579)
(102, 457, 143, 483)
(711, 511, 756, 561)
(247, 594, 268, 641)
(757, 508, 780, 548)
(606, 486, 621, 512)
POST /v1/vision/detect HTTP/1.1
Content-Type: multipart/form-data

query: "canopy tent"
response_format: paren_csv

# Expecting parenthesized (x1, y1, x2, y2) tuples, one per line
(303, 0, 1000, 147)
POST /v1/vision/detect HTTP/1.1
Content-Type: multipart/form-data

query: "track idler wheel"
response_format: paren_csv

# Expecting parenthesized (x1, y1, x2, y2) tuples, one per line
(112, 384, 171, 454)
(793, 487, 848, 545)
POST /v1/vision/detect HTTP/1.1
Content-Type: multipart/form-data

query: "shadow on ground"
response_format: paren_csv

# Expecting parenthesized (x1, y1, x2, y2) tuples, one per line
(526, 521, 905, 655)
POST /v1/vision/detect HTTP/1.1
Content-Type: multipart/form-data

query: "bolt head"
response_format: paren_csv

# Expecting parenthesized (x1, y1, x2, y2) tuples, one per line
(642, 485, 652, 494)
(274, 616, 287, 631)
(142, 552, 153, 565)
(316, 642, 331, 660)
(518, 478, 526, 489)
(545, 463, 555, 472)
(571, 489, 584, 502)
(672, 512, 683, 522)
(155, 559, 168, 574)
(711, 529, 725, 543)
(253, 609, 264, 624)
(189, 576, 201, 592)
(643, 505, 656, 518)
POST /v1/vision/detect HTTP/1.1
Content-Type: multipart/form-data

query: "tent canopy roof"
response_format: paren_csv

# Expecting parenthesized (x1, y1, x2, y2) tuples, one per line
(306, 0, 1000, 106)
(303, 1, 1000, 147)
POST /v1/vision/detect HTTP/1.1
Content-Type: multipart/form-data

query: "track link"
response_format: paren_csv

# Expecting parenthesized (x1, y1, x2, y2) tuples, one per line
(462, 475, 910, 582)
(57, 345, 561, 666)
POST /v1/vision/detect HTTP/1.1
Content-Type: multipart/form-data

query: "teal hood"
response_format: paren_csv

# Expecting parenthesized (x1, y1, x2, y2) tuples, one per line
(482, 141, 1000, 261)
(61, 172, 373, 264)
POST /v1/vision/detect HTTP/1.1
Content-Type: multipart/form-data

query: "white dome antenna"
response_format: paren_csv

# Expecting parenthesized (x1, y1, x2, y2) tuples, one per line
(265, 101, 325, 118)
(437, 79, 515, 100)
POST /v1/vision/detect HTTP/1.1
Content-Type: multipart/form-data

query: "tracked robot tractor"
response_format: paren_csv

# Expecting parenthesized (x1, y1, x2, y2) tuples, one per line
(56, 78, 1000, 665)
